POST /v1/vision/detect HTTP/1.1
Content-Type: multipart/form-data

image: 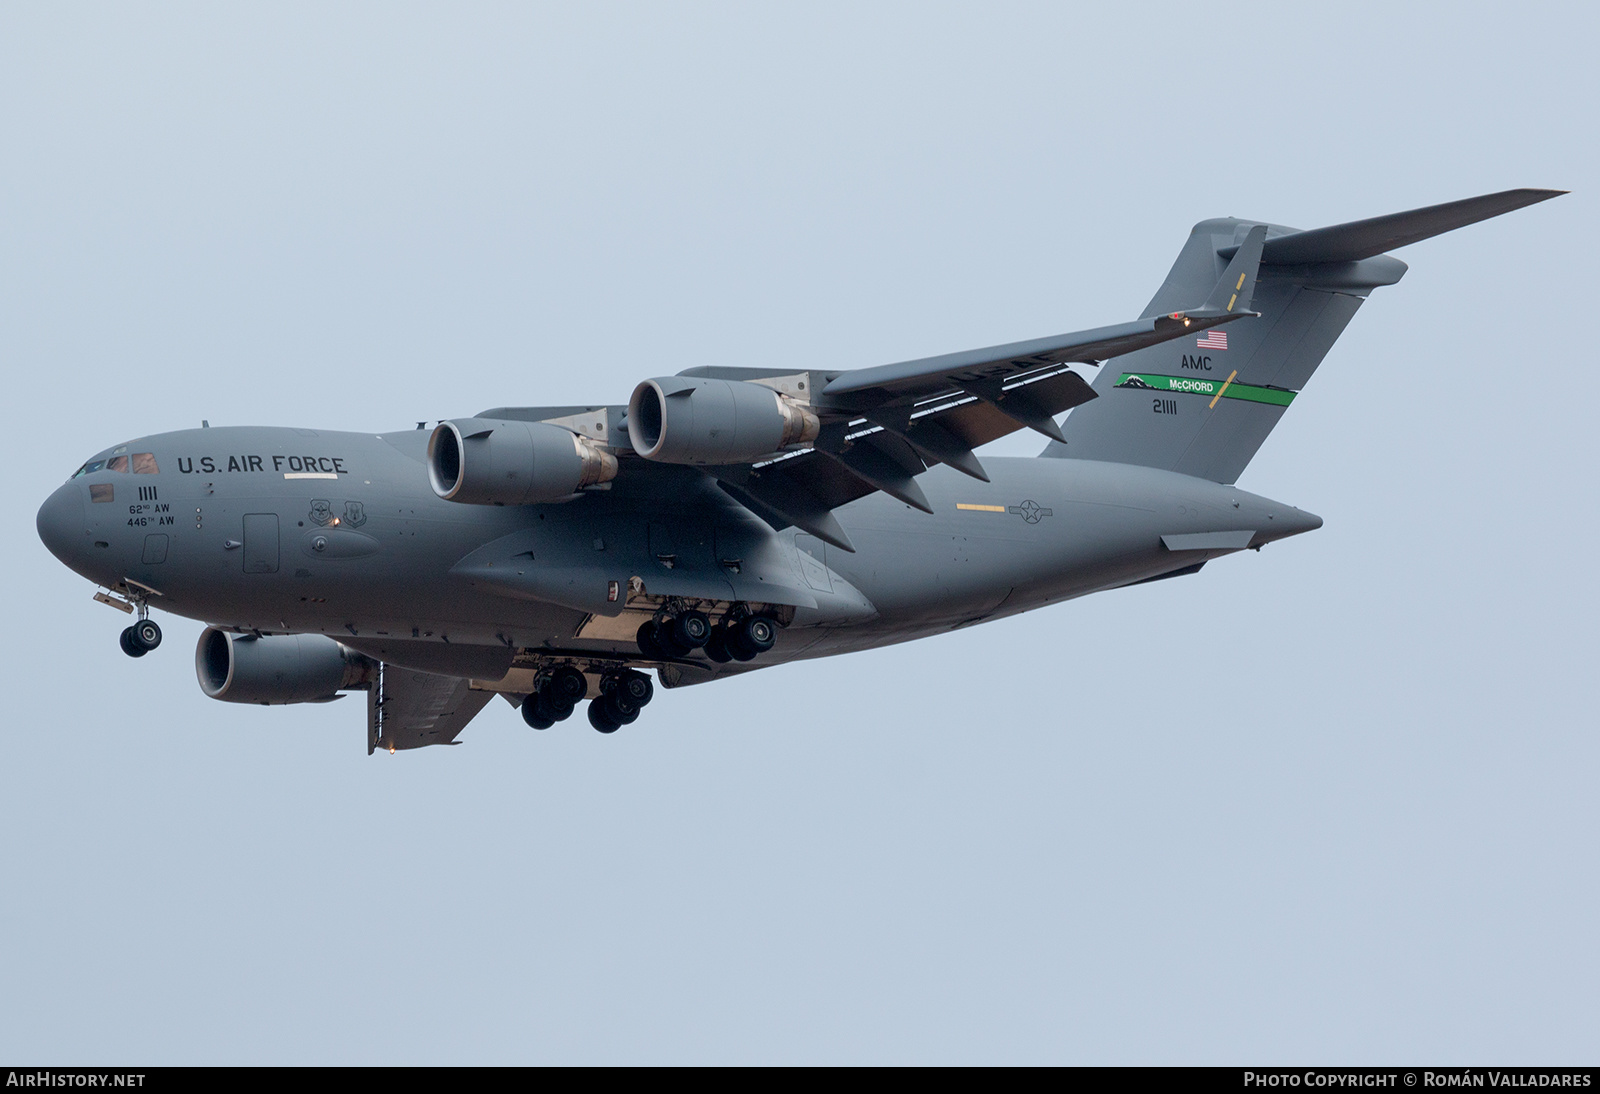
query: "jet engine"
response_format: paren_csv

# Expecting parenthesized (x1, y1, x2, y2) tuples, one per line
(428, 419, 618, 506)
(627, 378, 819, 465)
(196, 628, 375, 705)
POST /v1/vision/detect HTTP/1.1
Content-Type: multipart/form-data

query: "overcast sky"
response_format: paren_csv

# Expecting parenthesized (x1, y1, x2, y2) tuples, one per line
(2, 2, 1595, 1064)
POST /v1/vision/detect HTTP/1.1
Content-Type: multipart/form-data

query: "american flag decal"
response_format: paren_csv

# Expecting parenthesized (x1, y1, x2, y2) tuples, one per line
(1196, 330, 1228, 350)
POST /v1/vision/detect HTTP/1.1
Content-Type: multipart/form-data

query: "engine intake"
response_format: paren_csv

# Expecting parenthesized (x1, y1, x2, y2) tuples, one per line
(196, 628, 374, 705)
(428, 419, 617, 506)
(627, 378, 819, 465)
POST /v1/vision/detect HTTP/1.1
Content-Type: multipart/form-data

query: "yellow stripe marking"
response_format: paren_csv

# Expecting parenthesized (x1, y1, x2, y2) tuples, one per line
(1236, 273, 1246, 290)
(957, 503, 1006, 512)
(1208, 370, 1239, 409)
(1227, 293, 1237, 310)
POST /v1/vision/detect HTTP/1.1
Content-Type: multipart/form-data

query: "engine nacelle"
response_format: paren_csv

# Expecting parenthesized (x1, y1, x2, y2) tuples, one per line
(627, 378, 819, 465)
(428, 418, 618, 506)
(196, 628, 374, 705)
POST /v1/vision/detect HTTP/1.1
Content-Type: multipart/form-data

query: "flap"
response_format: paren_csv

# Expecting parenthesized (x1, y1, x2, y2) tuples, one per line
(368, 668, 495, 753)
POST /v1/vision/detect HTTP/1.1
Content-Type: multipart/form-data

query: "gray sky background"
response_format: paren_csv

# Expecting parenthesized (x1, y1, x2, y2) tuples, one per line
(2, 2, 1595, 1064)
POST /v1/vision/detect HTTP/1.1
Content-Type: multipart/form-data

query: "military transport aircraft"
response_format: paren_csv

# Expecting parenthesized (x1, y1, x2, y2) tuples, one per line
(36, 189, 1562, 752)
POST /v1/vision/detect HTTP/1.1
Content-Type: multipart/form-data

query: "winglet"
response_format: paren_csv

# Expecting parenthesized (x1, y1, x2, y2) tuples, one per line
(1196, 224, 1266, 316)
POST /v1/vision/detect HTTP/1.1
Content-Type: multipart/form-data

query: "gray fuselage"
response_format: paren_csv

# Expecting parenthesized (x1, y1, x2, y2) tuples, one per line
(37, 424, 1320, 683)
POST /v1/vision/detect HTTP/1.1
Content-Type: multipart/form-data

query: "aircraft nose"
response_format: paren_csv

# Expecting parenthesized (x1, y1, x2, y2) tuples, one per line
(36, 482, 85, 566)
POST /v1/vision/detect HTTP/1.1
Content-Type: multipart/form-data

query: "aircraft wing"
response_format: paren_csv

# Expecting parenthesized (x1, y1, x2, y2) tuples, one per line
(685, 227, 1267, 550)
(473, 230, 1266, 553)
(367, 666, 494, 753)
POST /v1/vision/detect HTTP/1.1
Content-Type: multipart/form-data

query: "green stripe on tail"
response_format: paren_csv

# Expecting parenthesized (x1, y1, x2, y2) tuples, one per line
(1114, 373, 1296, 407)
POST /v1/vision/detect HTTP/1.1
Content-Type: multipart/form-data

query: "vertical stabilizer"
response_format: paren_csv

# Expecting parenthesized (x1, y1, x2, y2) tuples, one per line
(1044, 189, 1563, 483)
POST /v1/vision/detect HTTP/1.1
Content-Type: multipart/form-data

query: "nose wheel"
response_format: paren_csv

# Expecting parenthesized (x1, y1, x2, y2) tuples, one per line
(119, 618, 162, 657)
(105, 585, 163, 658)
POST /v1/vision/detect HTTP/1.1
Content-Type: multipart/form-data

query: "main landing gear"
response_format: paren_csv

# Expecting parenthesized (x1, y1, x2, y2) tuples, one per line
(516, 604, 779, 739)
(587, 669, 654, 734)
(520, 665, 589, 729)
(521, 666, 655, 735)
(635, 610, 776, 663)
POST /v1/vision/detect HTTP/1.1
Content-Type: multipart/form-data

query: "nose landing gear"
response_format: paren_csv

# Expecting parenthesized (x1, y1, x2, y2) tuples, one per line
(113, 596, 163, 658)
(119, 626, 147, 658)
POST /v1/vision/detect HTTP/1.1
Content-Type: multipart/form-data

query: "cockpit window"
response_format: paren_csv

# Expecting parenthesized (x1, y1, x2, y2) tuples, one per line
(68, 449, 156, 480)
(89, 483, 114, 503)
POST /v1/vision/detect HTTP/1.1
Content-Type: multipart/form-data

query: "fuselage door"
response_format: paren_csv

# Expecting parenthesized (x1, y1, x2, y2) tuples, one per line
(243, 513, 279, 574)
(141, 534, 169, 565)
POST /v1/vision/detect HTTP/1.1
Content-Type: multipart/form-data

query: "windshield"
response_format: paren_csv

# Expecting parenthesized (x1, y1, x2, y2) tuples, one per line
(69, 452, 160, 480)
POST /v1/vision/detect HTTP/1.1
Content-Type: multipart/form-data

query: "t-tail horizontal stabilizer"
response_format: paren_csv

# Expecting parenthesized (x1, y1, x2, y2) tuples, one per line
(1217, 188, 1567, 264)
